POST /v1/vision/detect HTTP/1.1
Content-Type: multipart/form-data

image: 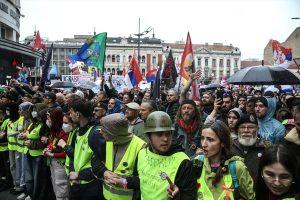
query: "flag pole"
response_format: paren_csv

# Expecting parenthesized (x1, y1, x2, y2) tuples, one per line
(177, 75, 182, 93)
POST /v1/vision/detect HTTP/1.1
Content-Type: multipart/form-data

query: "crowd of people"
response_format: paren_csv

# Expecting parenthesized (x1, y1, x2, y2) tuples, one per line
(0, 73, 299, 200)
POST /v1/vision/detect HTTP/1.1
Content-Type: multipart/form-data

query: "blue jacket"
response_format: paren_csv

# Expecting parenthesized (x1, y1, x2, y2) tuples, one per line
(257, 97, 285, 144)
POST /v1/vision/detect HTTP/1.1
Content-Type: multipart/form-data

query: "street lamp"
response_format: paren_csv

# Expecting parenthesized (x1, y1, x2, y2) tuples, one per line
(134, 18, 152, 66)
(293, 58, 300, 74)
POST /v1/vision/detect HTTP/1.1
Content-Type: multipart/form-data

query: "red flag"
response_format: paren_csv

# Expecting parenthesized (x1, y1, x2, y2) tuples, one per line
(130, 54, 143, 85)
(180, 32, 199, 100)
(32, 31, 45, 50)
(179, 32, 194, 81)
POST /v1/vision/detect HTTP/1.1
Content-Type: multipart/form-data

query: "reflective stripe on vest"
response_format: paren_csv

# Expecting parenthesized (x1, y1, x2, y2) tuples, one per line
(0, 142, 8, 151)
(25, 123, 43, 156)
(103, 135, 145, 200)
(74, 126, 93, 184)
(138, 148, 189, 200)
(7, 120, 19, 151)
(197, 159, 234, 200)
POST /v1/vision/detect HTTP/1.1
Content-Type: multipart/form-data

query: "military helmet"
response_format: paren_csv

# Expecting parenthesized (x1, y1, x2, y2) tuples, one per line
(144, 111, 174, 133)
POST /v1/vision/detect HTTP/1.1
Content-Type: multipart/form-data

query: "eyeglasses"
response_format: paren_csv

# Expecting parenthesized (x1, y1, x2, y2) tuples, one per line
(262, 171, 293, 185)
(238, 125, 257, 130)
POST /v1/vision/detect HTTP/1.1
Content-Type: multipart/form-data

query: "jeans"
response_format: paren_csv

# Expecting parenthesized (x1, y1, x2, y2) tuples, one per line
(8, 150, 17, 187)
(24, 154, 48, 200)
(15, 151, 26, 188)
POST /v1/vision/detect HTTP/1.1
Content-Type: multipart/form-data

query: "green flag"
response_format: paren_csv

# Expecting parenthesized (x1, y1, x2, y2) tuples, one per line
(70, 32, 107, 72)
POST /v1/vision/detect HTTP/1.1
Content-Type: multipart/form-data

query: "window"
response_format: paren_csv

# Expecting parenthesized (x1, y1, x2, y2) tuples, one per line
(0, 27, 6, 39)
(234, 59, 238, 68)
(212, 59, 216, 68)
(107, 55, 111, 63)
(219, 59, 223, 68)
(123, 55, 126, 63)
(112, 68, 115, 75)
(116, 55, 120, 63)
(112, 55, 116, 63)
(226, 59, 231, 68)
(197, 57, 201, 66)
(59, 55, 65, 60)
(128, 56, 132, 62)
(107, 68, 111, 72)
(152, 56, 157, 65)
(141, 56, 146, 63)
(205, 58, 209, 67)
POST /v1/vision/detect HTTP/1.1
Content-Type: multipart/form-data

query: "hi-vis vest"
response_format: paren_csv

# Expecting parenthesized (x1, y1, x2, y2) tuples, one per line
(0, 118, 10, 151)
(7, 119, 19, 151)
(65, 129, 76, 175)
(25, 123, 43, 157)
(196, 155, 234, 200)
(138, 148, 189, 200)
(16, 116, 25, 153)
(73, 126, 93, 184)
(103, 135, 145, 200)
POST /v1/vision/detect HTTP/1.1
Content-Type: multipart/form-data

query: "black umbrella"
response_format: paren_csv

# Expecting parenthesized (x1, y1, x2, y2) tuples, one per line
(227, 65, 300, 85)
(204, 83, 224, 90)
(51, 81, 75, 88)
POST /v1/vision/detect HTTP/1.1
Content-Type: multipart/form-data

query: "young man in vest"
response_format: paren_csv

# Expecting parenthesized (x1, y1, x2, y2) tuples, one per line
(93, 113, 145, 200)
(111, 111, 197, 199)
(68, 98, 105, 200)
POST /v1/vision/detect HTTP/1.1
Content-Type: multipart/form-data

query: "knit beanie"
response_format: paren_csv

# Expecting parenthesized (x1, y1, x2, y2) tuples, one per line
(255, 97, 268, 107)
(100, 113, 132, 144)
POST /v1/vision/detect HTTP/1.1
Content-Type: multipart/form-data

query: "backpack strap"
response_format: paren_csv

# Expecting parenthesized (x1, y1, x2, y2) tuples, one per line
(228, 160, 239, 189)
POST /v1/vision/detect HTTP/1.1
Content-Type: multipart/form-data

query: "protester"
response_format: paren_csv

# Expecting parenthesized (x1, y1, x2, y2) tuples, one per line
(43, 92, 59, 109)
(255, 96, 285, 143)
(43, 108, 69, 200)
(255, 145, 300, 199)
(231, 113, 271, 180)
(107, 98, 122, 115)
(227, 107, 243, 140)
(201, 91, 215, 115)
(164, 89, 180, 122)
(91, 102, 107, 125)
(125, 102, 145, 140)
(194, 120, 255, 199)
(139, 100, 157, 122)
(174, 99, 202, 157)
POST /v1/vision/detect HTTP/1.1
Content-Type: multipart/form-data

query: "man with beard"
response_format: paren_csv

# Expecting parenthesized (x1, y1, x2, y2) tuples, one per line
(174, 99, 201, 157)
(231, 114, 271, 180)
(201, 91, 215, 115)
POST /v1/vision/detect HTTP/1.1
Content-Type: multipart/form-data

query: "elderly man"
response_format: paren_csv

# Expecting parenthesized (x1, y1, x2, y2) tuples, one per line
(125, 102, 145, 141)
(56, 93, 68, 113)
(139, 100, 157, 122)
(231, 114, 270, 180)
(174, 99, 202, 157)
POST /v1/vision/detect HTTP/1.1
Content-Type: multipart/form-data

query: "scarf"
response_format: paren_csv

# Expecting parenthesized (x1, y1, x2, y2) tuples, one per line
(178, 118, 200, 143)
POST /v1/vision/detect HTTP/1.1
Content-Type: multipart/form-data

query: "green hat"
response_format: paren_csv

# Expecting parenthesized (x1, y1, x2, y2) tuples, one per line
(144, 111, 174, 134)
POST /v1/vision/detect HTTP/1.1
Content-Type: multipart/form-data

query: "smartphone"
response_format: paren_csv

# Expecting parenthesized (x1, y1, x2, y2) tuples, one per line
(216, 90, 223, 105)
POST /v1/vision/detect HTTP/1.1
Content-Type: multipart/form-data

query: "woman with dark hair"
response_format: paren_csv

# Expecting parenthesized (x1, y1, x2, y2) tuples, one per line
(195, 120, 254, 199)
(255, 145, 300, 199)
(227, 108, 243, 140)
(43, 108, 69, 200)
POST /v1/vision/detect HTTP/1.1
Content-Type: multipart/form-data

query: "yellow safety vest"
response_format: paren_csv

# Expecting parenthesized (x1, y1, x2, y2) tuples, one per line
(103, 135, 145, 200)
(73, 126, 93, 184)
(197, 165, 234, 200)
(64, 129, 76, 175)
(25, 123, 43, 157)
(0, 118, 10, 151)
(16, 116, 25, 153)
(7, 119, 19, 151)
(138, 148, 189, 200)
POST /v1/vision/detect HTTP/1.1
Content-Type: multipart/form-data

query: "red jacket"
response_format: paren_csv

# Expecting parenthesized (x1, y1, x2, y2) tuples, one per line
(47, 130, 69, 158)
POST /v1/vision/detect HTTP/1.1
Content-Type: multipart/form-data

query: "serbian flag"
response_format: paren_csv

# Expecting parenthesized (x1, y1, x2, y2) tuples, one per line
(146, 68, 157, 82)
(180, 32, 199, 100)
(271, 40, 292, 69)
(125, 54, 143, 89)
(32, 31, 45, 50)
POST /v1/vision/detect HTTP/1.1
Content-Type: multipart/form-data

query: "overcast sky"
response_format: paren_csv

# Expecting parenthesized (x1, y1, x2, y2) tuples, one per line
(19, 0, 300, 60)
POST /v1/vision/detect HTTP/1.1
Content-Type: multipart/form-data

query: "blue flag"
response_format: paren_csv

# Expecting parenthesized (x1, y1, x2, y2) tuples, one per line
(68, 32, 107, 71)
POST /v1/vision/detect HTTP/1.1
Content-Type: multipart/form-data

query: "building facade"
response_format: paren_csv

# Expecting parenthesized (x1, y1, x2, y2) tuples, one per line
(0, 0, 42, 84)
(35, 34, 241, 82)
